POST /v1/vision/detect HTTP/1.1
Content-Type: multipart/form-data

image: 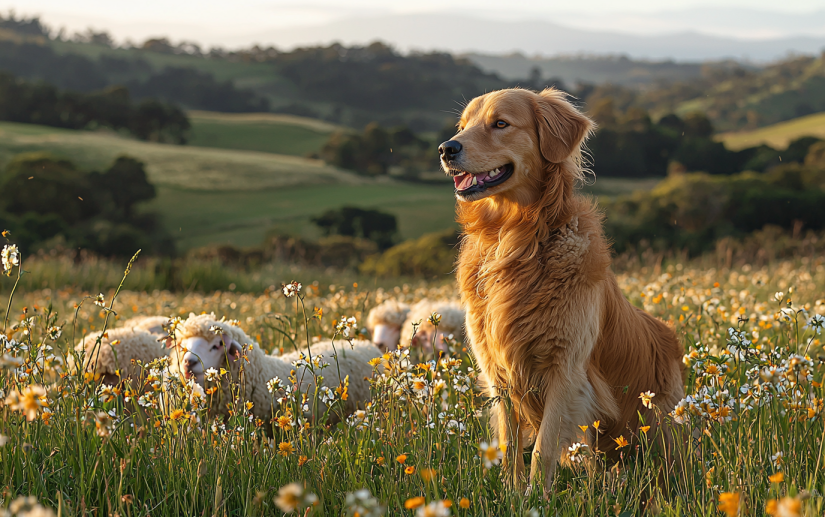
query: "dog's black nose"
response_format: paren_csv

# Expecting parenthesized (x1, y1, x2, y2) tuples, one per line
(439, 140, 462, 160)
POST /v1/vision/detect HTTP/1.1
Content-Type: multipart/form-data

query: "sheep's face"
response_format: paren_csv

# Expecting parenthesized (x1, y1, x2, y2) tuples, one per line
(180, 335, 241, 386)
(372, 324, 401, 352)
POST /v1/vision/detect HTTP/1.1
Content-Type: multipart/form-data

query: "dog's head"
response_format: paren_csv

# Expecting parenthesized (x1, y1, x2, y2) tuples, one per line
(439, 88, 593, 204)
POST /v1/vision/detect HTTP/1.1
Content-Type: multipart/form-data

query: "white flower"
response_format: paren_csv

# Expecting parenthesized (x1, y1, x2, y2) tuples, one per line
(417, 500, 450, 517)
(267, 377, 283, 394)
(567, 442, 589, 463)
(479, 440, 503, 469)
(94, 293, 106, 307)
(771, 451, 784, 468)
(282, 281, 302, 298)
(639, 391, 656, 409)
(806, 314, 825, 334)
(1, 244, 19, 276)
(774, 292, 785, 302)
(204, 368, 219, 382)
(46, 326, 62, 340)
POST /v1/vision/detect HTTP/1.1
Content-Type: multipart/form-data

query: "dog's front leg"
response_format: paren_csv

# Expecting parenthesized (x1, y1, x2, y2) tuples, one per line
(529, 368, 595, 493)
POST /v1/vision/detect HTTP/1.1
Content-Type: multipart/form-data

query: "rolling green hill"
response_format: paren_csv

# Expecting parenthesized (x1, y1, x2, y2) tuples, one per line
(0, 120, 659, 251)
(0, 121, 357, 191)
(187, 111, 339, 156)
(717, 112, 825, 151)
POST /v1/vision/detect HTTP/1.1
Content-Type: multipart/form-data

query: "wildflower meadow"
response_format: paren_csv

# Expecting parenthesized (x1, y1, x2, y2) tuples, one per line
(1, 237, 824, 516)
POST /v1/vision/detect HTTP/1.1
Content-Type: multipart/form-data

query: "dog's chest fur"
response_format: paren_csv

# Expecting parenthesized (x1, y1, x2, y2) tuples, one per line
(458, 215, 601, 424)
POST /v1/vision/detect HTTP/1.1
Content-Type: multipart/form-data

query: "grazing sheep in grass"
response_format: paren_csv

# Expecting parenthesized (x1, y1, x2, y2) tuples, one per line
(69, 325, 169, 386)
(401, 299, 465, 351)
(173, 313, 381, 425)
(120, 315, 171, 340)
(366, 300, 410, 351)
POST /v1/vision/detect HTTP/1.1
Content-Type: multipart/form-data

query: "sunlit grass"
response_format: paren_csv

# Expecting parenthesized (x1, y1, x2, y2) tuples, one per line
(2, 243, 825, 515)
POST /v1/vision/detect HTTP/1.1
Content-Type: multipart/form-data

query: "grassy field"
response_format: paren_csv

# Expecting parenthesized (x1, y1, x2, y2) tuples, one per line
(152, 183, 460, 250)
(718, 111, 825, 151)
(0, 121, 360, 192)
(1, 245, 824, 515)
(187, 111, 339, 157)
(0, 120, 659, 252)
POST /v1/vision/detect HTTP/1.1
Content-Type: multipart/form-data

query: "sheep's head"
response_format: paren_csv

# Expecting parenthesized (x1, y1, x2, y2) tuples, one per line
(180, 333, 242, 386)
(372, 323, 401, 352)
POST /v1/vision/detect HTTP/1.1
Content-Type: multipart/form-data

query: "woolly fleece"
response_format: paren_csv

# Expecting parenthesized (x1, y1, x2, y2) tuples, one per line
(174, 313, 380, 423)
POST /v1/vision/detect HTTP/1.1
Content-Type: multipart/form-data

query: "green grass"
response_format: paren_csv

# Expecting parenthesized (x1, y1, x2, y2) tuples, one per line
(187, 111, 338, 157)
(0, 121, 359, 191)
(151, 183, 460, 250)
(2, 250, 825, 515)
(151, 177, 660, 252)
(717, 112, 825, 151)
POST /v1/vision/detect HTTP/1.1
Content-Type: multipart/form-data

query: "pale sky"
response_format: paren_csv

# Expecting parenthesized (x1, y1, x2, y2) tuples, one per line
(3, 0, 825, 48)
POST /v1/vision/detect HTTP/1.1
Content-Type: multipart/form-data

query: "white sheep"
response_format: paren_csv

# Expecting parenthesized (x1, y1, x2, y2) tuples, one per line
(366, 300, 410, 351)
(401, 299, 465, 352)
(69, 323, 169, 385)
(171, 313, 381, 425)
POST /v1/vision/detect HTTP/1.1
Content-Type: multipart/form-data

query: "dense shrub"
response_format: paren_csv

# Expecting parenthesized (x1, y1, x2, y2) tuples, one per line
(311, 206, 398, 250)
(603, 166, 825, 254)
(359, 229, 459, 278)
(0, 153, 173, 256)
(320, 123, 433, 177)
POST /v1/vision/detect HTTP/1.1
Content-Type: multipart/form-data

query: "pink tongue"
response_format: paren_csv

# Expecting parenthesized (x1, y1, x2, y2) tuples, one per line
(455, 174, 474, 190)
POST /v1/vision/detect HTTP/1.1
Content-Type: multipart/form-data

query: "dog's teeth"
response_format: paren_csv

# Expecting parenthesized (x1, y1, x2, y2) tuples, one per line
(472, 176, 478, 186)
(489, 168, 500, 177)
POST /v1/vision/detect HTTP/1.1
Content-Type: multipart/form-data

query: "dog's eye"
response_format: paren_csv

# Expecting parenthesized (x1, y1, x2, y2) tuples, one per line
(494, 120, 509, 129)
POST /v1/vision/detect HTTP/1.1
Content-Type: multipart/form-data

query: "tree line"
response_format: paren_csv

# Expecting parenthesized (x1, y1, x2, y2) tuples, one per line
(0, 73, 190, 143)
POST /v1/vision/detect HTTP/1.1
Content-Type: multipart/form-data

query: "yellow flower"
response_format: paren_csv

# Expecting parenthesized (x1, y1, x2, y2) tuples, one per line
(274, 483, 303, 513)
(405, 466, 416, 475)
(639, 426, 650, 435)
(404, 497, 425, 509)
(459, 498, 470, 509)
(769, 472, 784, 483)
(717, 492, 739, 517)
(278, 441, 294, 457)
(169, 409, 186, 421)
(298, 455, 309, 466)
(396, 454, 407, 464)
(5, 385, 47, 421)
(420, 468, 437, 482)
(368, 357, 381, 367)
(592, 420, 600, 431)
(578, 425, 588, 433)
(375, 456, 385, 466)
(614, 435, 629, 448)
(277, 415, 292, 431)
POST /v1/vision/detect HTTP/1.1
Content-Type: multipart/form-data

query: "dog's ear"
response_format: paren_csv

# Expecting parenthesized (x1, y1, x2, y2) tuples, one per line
(533, 89, 594, 164)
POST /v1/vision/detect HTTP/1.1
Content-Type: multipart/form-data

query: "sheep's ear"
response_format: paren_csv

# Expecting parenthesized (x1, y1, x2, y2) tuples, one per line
(534, 88, 593, 163)
(222, 336, 242, 360)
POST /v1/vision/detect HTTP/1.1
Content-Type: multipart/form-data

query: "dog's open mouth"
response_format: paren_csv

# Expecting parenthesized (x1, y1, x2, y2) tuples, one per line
(449, 164, 514, 195)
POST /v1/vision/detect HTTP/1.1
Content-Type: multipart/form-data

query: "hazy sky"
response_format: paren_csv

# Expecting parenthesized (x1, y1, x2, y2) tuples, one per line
(4, 0, 825, 48)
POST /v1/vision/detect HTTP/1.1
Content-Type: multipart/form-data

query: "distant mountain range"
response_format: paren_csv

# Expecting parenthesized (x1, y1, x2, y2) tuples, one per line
(251, 13, 825, 62)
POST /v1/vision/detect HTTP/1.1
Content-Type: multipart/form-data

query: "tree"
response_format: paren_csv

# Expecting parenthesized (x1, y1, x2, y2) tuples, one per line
(312, 206, 398, 250)
(91, 156, 156, 218)
(0, 153, 99, 224)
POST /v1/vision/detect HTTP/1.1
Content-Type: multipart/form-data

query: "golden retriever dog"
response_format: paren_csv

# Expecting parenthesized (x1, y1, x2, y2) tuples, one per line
(439, 88, 684, 491)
